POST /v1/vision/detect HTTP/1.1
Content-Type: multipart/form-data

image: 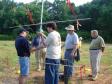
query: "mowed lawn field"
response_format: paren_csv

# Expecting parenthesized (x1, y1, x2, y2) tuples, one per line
(0, 41, 112, 84)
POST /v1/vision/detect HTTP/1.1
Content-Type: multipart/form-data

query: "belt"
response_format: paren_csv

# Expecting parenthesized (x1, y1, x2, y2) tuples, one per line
(66, 49, 73, 51)
(90, 49, 100, 50)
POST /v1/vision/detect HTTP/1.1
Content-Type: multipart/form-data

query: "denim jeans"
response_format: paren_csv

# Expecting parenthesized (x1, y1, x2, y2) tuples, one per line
(45, 58, 60, 84)
(19, 57, 30, 76)
(64, 50, 75, 77)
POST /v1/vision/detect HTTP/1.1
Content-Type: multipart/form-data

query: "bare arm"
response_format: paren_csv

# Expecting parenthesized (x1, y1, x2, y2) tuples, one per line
(71, 44, 78, 57)
(101, 47, 105, 52)
(30, 44, 46, 53)
(30, 47, 37, 53)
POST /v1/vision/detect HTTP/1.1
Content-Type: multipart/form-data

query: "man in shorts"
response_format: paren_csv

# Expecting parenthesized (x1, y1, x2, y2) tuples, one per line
(15, 28, 30, 84)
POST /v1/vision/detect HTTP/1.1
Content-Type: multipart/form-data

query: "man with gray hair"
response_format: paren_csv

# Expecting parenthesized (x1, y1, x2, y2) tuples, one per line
(89, 30, 105, 81)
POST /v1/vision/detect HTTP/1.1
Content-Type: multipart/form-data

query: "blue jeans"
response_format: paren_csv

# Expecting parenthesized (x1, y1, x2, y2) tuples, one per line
(64, 50, 75, 77)
(19, 57, 30, 76)
(45, 58, 60, 84)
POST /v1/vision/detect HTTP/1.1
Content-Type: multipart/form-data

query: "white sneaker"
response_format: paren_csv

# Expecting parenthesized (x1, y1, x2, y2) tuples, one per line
(91, 75, 98, 81)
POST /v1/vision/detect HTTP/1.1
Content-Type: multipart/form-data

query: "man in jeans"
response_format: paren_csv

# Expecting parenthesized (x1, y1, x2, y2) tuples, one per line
(15, 28, 31, 84)
(35, 22, 61, 84)
(45, 22, 61, 84)
(64, 25, 79, 84)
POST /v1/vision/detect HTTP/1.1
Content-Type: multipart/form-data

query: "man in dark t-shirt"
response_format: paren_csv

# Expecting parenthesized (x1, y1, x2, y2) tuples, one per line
(15, 28, 30, 84)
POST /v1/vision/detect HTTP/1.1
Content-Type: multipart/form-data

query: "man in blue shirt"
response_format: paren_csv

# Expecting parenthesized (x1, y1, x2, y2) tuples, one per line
(15, 28, 30, 84)
(64, 25, 79, 84)
(31, 28, 46, 71)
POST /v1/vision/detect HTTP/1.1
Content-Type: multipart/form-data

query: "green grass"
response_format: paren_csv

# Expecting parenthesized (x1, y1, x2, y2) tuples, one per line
(78, 43, 112, 66)
(0, 41, 36, 77)
(0, 41, 112, 77)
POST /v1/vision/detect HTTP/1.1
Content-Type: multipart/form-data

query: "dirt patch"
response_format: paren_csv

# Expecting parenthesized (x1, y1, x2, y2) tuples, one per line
(0, 66, 112, 84)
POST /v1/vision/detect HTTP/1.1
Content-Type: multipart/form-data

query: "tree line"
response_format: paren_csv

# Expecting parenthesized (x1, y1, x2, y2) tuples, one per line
(0, 0, 112, 42)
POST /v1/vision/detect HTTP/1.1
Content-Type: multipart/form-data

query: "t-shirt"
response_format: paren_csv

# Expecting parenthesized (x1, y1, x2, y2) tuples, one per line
(31, 35, 46, 51)
(45, 31, 61, 59)
(15, 36, 30, 57)
(31, 35, 46, 47)
(31, 36, 39, 47)
(90, 36, 105, 49)
(65, 32, 79, 49)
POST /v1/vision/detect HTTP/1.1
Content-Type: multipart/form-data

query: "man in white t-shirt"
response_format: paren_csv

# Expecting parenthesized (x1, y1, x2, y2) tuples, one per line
(64, 25, 79, 83)
(45, 22, 61, 84)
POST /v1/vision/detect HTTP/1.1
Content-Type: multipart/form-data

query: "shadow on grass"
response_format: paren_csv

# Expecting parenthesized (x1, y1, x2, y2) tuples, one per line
(27, 74, 44, 84)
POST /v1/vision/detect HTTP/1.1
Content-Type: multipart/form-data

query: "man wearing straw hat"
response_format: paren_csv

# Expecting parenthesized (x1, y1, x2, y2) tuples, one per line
(31, 28, 46, 71)
(64, 25, 79, 83)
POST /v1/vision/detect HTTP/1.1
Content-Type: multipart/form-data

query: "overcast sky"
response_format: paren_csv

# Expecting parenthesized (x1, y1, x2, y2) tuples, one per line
(14, 0, 92, 6)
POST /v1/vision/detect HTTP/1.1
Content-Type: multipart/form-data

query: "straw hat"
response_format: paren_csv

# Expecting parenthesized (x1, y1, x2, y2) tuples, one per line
(65, 25, 74, 30)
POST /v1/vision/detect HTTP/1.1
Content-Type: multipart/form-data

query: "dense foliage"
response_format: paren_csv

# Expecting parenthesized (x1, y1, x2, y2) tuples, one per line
(0, 0, 112, 42)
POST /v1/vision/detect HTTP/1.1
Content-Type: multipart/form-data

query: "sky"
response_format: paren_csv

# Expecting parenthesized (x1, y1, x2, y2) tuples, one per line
(14, 0, 92, 6)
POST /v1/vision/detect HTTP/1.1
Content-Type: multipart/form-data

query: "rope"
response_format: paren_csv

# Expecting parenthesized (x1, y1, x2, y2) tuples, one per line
(37, 61, 77, 67)
(37, 61, 86, 79)
(9, 18, 91, 29)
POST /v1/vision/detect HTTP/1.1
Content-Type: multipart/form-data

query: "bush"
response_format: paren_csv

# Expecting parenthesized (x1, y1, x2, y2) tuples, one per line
(0, 34, 14, 40)
(60, 31, 67, 41)
(77, 31, 91, 41)
(59, 30, 91, 42)
(12, 28, 21, 39)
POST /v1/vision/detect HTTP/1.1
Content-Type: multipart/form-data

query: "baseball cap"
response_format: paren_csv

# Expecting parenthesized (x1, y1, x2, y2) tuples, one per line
(18, 28, 28, 34)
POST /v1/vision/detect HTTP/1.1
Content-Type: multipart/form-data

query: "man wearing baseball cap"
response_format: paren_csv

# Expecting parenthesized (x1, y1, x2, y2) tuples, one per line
(15, 28, 30, 84)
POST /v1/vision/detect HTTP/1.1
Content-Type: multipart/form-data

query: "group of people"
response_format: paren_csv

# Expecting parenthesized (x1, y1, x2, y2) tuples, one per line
(15, 22, 105, 84)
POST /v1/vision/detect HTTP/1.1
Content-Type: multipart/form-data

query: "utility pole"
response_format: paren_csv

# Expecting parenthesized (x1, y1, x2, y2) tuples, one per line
(40, 0, 44, 30)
